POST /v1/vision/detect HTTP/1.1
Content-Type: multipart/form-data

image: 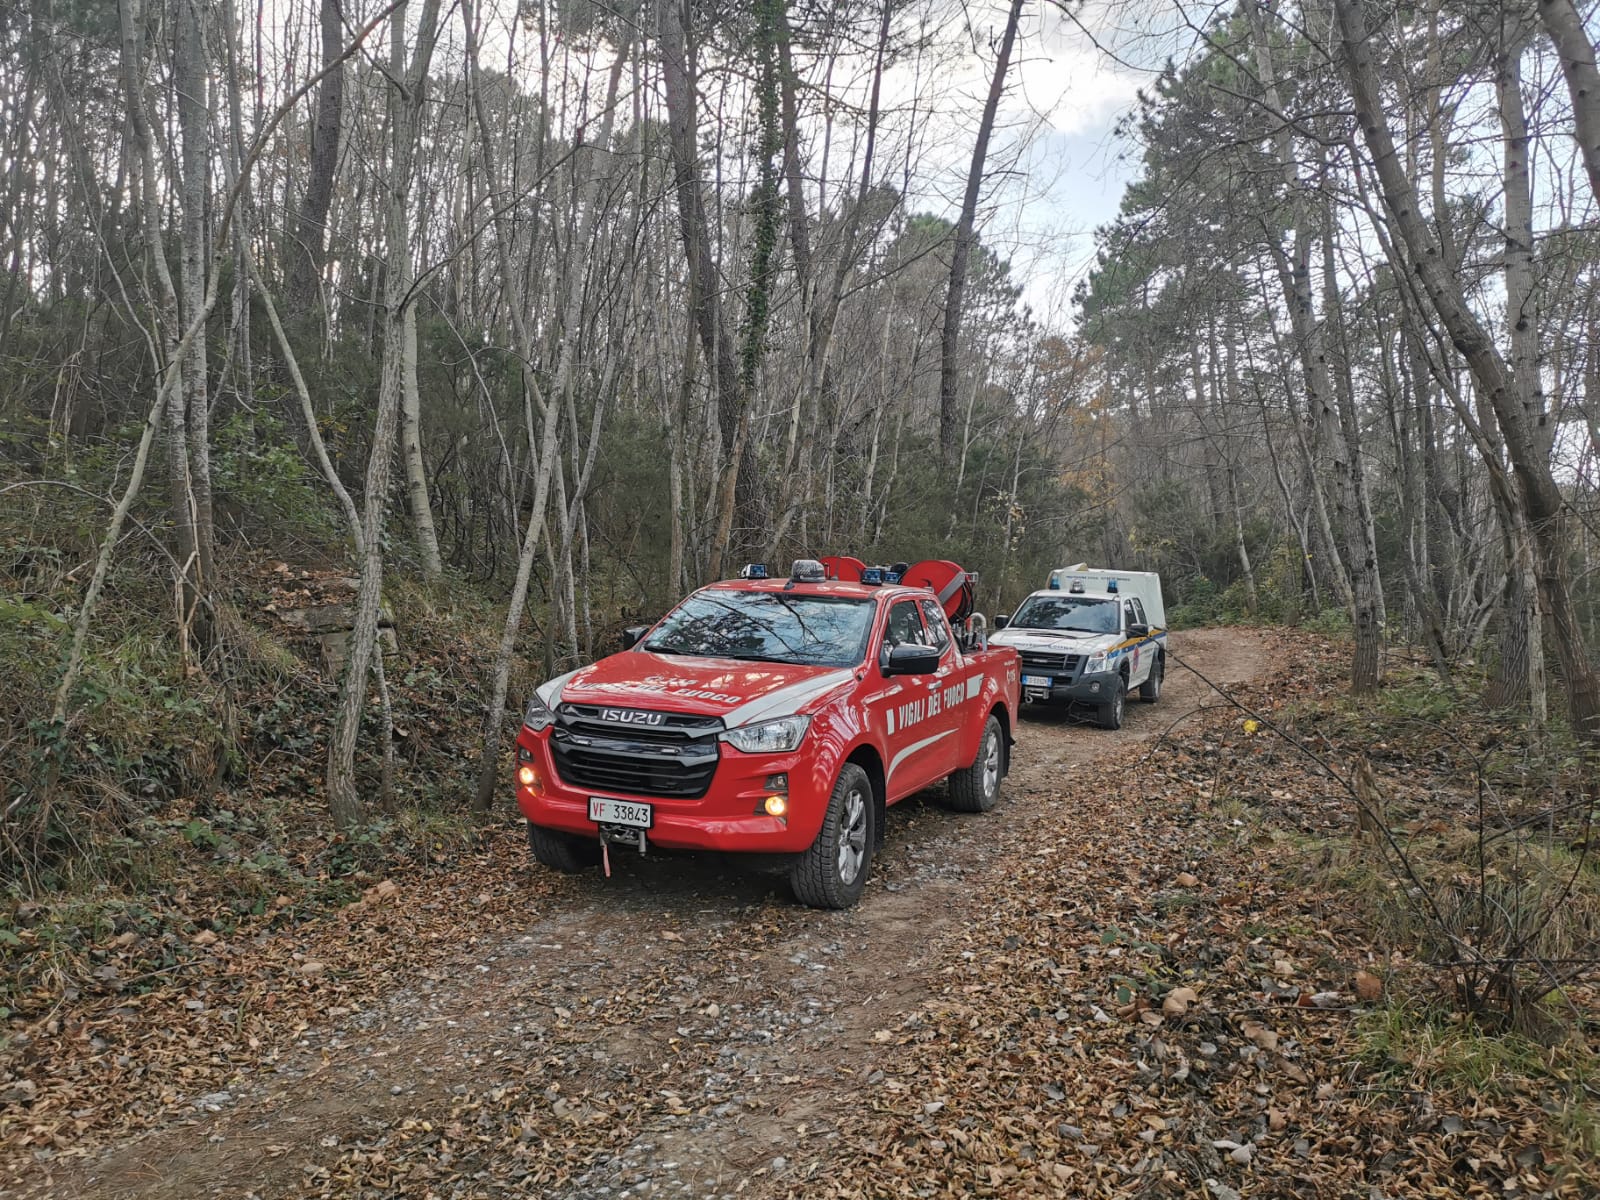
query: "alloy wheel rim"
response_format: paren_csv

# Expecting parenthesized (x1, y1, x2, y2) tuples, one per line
(982, 729, 1000, 798)
(838, 788, 868, 884)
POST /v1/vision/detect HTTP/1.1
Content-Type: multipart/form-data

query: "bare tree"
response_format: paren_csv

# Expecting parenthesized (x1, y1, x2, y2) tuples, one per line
(939, 0, 1024, 466)
(1333, 0, 1600, 738)
(658, 0, 751, 575)
(326, 0, 443, 829)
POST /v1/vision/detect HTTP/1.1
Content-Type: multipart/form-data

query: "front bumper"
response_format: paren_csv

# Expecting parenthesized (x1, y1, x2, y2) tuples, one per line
(1020, 668, 1121, 704)
(513, 727, 829, 853)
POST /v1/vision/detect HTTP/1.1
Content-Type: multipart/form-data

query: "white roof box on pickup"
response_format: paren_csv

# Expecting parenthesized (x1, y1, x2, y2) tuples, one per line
(1046, 565, 1166, 630)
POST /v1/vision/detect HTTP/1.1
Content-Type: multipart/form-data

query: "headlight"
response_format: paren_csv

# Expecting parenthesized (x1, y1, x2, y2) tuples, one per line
(1083, 651, 1110, 674)
(721, 715, 811, 754)
(523, 689, 558, 732)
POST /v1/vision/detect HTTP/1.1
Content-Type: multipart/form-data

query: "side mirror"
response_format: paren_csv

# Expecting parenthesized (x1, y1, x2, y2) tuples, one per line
(993, 614, 1010, 630)
(1128, 622, 1149, 639)
(883, 644, 940, 676)
(620, 625, 649, 650)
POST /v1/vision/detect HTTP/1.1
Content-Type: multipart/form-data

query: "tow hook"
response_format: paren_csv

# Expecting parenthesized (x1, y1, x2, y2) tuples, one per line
(598, 824, 647, 878)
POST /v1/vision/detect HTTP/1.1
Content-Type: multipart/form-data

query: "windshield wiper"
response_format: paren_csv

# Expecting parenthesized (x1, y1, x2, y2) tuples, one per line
(644, 643, 776, 662)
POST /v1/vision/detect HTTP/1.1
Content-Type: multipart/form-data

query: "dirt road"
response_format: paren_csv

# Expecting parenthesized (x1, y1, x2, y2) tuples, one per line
(29, 629, 1270, 1200)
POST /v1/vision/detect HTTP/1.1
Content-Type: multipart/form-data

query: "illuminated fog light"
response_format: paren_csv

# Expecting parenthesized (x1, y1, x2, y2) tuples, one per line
(517, 765, 538, 788)
(764, 795, 788, 818)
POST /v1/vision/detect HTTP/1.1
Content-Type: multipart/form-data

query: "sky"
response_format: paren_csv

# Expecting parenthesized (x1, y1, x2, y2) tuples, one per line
(869, 0, 1196, 329)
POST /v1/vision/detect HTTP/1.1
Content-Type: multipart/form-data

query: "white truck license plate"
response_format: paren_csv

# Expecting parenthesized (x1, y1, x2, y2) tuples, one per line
(589, 797, 653, 828)
(1021, 674, 1052, 688)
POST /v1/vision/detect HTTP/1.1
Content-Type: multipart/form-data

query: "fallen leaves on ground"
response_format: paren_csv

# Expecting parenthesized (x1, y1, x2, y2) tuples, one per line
(799, 636, 1597, 1200)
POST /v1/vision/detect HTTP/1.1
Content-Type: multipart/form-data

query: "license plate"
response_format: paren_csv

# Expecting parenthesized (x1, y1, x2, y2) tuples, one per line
(1021, 674, 1052, 688)
(589, 797, 653, 828)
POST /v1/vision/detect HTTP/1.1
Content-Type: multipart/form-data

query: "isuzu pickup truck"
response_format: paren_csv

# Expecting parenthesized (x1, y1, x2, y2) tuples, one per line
(512, 559, 1021, 908)
(990, 565, 1167, 730)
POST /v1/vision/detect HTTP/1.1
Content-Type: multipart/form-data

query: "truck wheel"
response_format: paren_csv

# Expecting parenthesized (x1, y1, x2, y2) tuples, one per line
(790, 763, 874, 910)
(1097, 677, 1127, 730)
(947, 715, 1003, 813)
(525, 821, 600, 874)
(1139, 653, 1164, 703)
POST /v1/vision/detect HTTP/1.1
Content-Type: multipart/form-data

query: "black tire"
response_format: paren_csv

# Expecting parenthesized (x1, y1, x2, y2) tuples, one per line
(947, 715, 1004, 813)
(525, 821, 601, 874)
(790, 763, 875, 910)
(1139, 652, 1164, 704)
(1097, 676, 1127, 730)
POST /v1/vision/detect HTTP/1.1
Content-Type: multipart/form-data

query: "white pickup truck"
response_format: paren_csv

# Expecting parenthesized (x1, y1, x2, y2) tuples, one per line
(989, 566, 1168, 730)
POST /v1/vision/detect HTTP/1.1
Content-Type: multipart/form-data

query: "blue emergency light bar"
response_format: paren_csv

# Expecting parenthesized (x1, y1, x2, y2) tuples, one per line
(740, 563, 768, 579)
(1106, 579, 1118, 592)
(860, 567, 883, 585)
(884, 571, 902, 584)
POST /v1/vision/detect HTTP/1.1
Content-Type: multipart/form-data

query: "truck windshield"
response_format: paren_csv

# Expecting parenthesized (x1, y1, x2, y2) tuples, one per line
(643, 590, 876, 667)
(1010, 595, 1119, 634)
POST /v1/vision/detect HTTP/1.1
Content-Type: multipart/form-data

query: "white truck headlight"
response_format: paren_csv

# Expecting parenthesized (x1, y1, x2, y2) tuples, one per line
(1083, 650, 1110, 675)
(523, 690, 558, 732)
(721, 715, 811, 754)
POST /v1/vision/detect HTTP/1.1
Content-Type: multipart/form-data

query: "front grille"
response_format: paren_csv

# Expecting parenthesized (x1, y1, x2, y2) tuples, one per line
(1019, 650, 1082, 676)
(550, 706, 722, 799)
(560, 704, 718, 744)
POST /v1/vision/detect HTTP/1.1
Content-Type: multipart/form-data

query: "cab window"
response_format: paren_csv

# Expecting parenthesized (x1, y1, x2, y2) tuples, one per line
(1131, 598, 1148, 626)
(1123, 600, 1137, 632)
(883, 600, 928, 650)
(917, 599, 952, 654)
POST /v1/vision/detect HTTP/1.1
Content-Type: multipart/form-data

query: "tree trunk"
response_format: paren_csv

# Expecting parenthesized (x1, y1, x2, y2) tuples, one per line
(174, 0, 215, 636)
(658, 0, 749, 552)
(1251, 366, 1318, 614)
(1537, 0, 1600, 205)
(1321, 195, 1385, 691)
(288, 0, 345, 307)
(1386, 328, 1452, 679)
(326, 0, 442, 829)
(401, 299, 444, 577)
(1488, 20, 1547, 721)
(665, 313, 694, 602)
(938, 0, 1024, 465)
(119, 0, 202, 659)
(1219, 333, 1259, 614)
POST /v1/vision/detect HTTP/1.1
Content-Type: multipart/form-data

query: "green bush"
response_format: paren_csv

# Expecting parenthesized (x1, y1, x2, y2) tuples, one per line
(211, 409, 336, 538)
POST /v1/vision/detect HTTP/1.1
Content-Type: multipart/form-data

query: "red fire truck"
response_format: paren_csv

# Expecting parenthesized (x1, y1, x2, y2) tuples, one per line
(512, 558, 1021, 908)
